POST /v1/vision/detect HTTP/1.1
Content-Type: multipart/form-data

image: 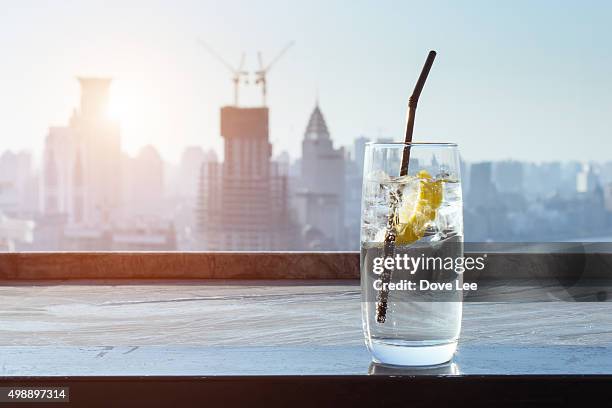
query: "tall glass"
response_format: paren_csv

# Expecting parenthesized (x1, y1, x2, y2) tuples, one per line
(360, 142, 464, 366)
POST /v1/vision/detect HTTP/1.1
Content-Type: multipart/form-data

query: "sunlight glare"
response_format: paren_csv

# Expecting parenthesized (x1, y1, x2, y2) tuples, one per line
(107, 79, 163, 155)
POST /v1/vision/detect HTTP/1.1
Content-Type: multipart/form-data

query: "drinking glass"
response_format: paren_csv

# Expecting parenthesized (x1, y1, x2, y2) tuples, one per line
(360, 142, 464, 366)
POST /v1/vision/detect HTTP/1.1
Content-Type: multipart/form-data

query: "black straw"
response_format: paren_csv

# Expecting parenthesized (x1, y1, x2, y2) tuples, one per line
(376, 50, 437, 324)
(400, 50, 437, 176)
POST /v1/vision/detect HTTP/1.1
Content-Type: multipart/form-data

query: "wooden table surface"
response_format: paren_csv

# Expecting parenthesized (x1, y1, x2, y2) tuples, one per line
(0, 280, 610, 376)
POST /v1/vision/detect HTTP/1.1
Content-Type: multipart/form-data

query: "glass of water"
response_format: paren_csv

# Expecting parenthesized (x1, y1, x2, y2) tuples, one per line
(361, 142, 464, 366)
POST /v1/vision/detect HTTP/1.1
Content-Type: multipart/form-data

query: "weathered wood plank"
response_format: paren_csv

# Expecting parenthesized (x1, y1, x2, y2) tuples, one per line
(0, 280, 610, 347)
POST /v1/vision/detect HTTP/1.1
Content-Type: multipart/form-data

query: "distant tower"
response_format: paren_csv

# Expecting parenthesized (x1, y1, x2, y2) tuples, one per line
(576, 164, 599, 193)
(73, 149, 84, 223)
(43, 78, 121, 226)
(468, 162, 497, 205)
(69, 77, 122, 225)
(124, 145, 165, 218)
(178, 146, 207, 200)
(42, 126, 77, 219)
(493, 160, 524, 194)
(197, 106, 297, 250)
(43, 148, 59, 214)
(604, 183, 612, 212)
(353, 136, 370, 174)
(297, 103, 346, 249)
(0, 151, 35, 217)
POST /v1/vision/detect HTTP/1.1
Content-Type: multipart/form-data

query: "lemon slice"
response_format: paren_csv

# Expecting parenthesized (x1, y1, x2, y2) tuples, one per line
(395, 170, 443, 245)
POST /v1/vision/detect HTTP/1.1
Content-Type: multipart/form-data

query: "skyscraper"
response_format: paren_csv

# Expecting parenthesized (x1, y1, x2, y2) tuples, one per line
(493, 160, 524, 194)
(576, 164, 600, 194)
(0, 150, 36, 217)
(69, 78, 122, 225)
(123, 145, 165, 219)
(42, 78, 121, 228)
(197, 106, 297, 250)
(604, 183, 612, 212)
(177, 146, 207, 201)
(468, 162, 497, 204)
(353, 136, 369, 176)
(296, 104, 346, 249)
(42, 127, 77, 217)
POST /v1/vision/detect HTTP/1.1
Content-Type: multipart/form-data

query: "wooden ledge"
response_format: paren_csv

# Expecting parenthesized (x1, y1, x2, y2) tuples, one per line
(0, 252, 610, 280)
(0, 252, 360, 280)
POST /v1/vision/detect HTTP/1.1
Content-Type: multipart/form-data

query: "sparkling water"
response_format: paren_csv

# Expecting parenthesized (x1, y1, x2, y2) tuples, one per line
(360, 171, 464, 366)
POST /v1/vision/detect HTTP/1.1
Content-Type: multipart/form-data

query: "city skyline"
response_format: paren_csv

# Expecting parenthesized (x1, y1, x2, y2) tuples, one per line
(1, 1, 612, 163)
(1, 86, 612, 251)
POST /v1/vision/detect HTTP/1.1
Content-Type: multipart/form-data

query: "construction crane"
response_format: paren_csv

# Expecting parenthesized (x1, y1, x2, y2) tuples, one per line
(197, 38, 248, 106)
(255, 41, 294, 106)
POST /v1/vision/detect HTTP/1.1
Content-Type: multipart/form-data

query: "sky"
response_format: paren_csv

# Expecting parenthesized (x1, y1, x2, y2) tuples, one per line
(0, 0, 611, 164)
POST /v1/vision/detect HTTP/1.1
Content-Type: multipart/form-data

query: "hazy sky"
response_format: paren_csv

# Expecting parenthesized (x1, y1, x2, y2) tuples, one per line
(1, 0, 611, 163)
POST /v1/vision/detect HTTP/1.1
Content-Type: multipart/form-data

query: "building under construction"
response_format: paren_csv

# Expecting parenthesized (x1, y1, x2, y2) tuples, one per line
(197, 106, 299, 250)
(195, 42, 301, 250)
